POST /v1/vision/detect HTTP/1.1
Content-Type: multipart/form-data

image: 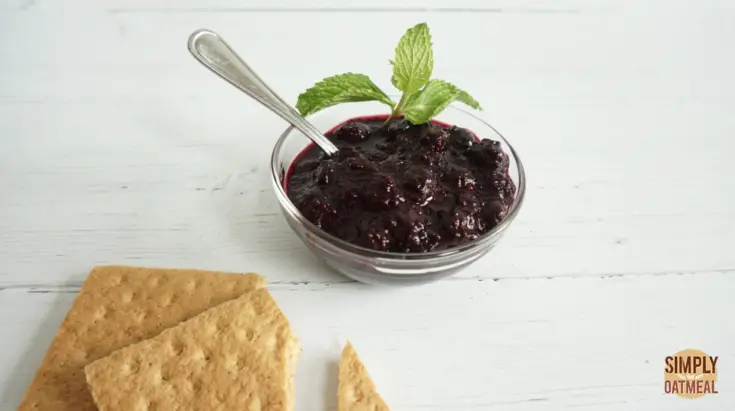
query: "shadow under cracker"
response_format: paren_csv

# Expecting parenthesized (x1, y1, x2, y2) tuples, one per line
(324, 359, 339, 411)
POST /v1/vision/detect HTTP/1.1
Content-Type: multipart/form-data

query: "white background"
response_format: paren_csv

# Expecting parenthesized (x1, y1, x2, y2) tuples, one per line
(1, 0, 733, 409)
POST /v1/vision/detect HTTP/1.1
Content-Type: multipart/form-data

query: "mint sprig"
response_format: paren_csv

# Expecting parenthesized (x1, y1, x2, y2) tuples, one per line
(295, 23, 482, 125)
(402, 79, 461, 124)
(296, 73, 394, 117)
(390, 22, 433, 94)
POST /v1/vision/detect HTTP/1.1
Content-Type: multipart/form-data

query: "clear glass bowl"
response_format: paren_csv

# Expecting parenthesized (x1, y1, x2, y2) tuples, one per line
(270, 100, 526, 285)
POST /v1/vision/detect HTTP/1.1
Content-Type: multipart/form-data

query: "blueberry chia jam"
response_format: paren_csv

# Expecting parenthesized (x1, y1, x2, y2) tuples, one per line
(285, 115, 516, 253)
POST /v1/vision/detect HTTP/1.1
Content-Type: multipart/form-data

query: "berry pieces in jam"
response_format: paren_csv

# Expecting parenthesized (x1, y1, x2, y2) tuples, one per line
(286, 116, 516, 252)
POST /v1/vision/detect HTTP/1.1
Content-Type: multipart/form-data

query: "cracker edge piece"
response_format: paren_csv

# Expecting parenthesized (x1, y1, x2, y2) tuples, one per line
(83, 288, 301, 411)
(339, 341, 390, 411)
(17, 265, 266, 411)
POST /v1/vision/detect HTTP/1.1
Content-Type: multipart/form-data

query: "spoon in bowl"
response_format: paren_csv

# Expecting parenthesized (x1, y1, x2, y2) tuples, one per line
(187, 29, 339, 157)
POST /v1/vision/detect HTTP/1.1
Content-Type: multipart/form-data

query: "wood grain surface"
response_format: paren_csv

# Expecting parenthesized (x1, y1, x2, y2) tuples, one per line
(1, 0, 733, 409)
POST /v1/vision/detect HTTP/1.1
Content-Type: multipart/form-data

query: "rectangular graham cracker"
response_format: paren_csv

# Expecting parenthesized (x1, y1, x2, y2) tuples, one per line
(17, 265, 265, 411)
(84, 288, 301, 411)
(339, 341, 390, 411)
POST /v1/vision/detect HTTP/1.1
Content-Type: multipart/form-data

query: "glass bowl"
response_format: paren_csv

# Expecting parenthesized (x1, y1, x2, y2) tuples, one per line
(270, 100, 526, 286)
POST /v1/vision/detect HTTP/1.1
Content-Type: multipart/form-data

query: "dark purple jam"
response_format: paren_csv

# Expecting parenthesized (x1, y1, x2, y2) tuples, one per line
(285, 115, 516, 253)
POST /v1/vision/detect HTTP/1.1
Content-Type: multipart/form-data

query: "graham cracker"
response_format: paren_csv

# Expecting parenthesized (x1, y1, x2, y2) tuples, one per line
(339, 341, 390, 411)
(17, 265, 264, 411)
(84, 288, 301, 411)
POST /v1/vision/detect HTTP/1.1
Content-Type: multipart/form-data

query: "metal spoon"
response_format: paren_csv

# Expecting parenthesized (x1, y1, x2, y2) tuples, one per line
(187, 29, 339, 157)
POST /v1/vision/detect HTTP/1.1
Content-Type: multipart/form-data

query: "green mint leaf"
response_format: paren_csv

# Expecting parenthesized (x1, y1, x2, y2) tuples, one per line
(429, 79, 482, 111)
(401, 79, 460, 124)
(296, 73, 394, 117)
(456, 89, 482, 110)
(391, 22, 434, 93)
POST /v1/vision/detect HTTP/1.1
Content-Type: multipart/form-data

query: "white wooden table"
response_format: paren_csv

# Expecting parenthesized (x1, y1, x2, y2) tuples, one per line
(1, 0, 733, 409)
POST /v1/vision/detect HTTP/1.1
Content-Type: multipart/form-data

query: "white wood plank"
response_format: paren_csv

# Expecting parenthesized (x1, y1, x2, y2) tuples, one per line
(2, 273, 733, 410)
(1, 5, 735, 285)
(0, 0, 629, 13)
(4, 0, 735, 16)
(1, 2, 733, 411)
(5, 0, 735, 13)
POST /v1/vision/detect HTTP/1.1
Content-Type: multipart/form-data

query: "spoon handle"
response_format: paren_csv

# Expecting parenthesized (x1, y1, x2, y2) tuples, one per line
(187, 29, 339, 156)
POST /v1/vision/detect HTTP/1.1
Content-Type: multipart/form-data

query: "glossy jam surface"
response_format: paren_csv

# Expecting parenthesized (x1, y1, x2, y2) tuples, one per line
(285, 116, 516, 252)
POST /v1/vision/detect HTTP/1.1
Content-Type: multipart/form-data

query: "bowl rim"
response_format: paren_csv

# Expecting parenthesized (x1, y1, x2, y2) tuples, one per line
(269, 103, 527, 260)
